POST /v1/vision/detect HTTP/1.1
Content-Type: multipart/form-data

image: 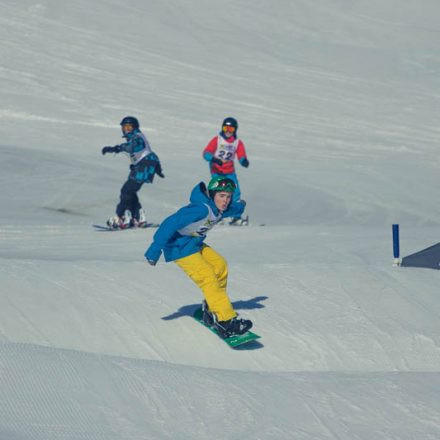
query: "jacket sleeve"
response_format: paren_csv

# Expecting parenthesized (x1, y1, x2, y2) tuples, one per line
(118, 133, 145, 154)
(236, 140, 247, 162)
(202, 137, 218, 162)
(145, 204, 209, 262)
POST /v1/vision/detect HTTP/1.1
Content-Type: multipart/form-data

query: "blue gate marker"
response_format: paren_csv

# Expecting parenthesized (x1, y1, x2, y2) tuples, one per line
(392, 224, 400, 266)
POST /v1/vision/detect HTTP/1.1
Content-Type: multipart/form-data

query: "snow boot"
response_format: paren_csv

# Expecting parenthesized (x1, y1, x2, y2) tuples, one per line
(201, 300, 214, 326)
(107, 216, 123, 229)
(120, 210, 133, 229)
(135, 208, 148, 228)
(213, 315, 253, 339)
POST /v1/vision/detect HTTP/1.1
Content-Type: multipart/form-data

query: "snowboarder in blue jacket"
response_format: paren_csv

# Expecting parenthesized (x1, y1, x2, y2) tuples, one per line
(102, 116, 164, 229)
(145, 177, 253, 338)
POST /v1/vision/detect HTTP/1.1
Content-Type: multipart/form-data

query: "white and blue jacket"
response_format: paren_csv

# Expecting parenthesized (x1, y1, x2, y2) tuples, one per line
(117, 129, 162, 183)
(145, 182, 245, 263)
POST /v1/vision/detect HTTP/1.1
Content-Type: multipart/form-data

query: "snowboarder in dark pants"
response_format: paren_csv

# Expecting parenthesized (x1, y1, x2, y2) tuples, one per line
(102, 116, 164, 228)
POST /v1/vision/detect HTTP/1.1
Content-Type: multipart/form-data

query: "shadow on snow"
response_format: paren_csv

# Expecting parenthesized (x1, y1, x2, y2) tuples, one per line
(161, 296, 268, 321)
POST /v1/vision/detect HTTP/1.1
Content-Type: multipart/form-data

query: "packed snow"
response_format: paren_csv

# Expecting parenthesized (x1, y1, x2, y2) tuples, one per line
(0, 1, 439, 439)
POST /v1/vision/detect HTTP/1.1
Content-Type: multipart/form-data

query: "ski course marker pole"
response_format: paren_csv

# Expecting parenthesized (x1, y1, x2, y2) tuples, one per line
(392, 224, 401, 266)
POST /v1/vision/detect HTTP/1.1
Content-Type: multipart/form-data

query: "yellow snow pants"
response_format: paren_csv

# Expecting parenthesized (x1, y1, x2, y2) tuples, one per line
(174, 245, 237, 322)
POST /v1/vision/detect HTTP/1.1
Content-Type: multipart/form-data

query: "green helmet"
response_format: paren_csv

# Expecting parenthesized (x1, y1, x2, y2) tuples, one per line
(207, 177, 236, 198)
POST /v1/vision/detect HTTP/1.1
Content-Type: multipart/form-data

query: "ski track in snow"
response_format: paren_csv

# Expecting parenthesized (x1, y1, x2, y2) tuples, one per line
(1, 342, 440, 440)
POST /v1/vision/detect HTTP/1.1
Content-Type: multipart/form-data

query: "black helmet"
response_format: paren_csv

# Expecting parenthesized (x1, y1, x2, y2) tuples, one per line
(120, 116, 139, 129)
(222, 117, 238, 130)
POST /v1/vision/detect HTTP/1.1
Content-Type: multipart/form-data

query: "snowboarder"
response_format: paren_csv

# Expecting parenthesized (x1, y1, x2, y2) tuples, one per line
(102, 116, 164, 229)
(144, 176, 253, 338)
(202, 117, 249, 225)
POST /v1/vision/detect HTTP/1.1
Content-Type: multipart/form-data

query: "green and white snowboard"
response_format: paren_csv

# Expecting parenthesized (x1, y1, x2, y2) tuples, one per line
(193, 308, 261, 348)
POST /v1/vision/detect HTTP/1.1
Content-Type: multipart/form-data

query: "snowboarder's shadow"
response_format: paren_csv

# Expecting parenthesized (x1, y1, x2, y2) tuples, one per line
(161, 296, 268, 321)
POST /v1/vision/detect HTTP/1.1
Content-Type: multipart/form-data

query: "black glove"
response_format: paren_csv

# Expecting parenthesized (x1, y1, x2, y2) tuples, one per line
(155, 163, 165, 178)
(241, 158, 250, 168)
(102, 145, 122, 155)
(147, 259, 157, 266)
(102, 146, 114, 155)
(211, 157, 223, 166)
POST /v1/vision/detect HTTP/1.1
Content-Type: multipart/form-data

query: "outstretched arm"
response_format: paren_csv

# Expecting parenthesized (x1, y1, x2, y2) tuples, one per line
(118, 134, 144, 154)
(101, 145, 122, 155)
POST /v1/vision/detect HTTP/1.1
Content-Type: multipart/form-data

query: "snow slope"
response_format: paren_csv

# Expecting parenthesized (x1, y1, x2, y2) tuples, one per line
(1, 1, 440, 439)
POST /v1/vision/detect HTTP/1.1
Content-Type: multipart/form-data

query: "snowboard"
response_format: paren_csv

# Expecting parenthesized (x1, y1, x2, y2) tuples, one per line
(193, 308, 261, 348)
(93, 223, 159, 231)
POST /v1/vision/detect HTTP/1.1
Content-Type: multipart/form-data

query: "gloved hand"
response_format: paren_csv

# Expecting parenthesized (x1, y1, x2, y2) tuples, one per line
(145, 247, 161, 265)
(102, 145, 122, 155)
(102, 146, 114, 155)
(240, 158, 250, 168)
(211, 157, 223, 166)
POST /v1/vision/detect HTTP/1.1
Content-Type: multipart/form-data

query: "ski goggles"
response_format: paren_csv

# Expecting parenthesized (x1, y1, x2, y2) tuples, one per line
(222, 125, 236, 133)
(121, 123, 135, 131)
(210, 178, 236, 192)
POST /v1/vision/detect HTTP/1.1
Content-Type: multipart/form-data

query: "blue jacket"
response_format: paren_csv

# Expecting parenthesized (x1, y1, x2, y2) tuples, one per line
(117, 129, 163, 182)
(118, 129, 150, 158)
(145, 182, 245, 263)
